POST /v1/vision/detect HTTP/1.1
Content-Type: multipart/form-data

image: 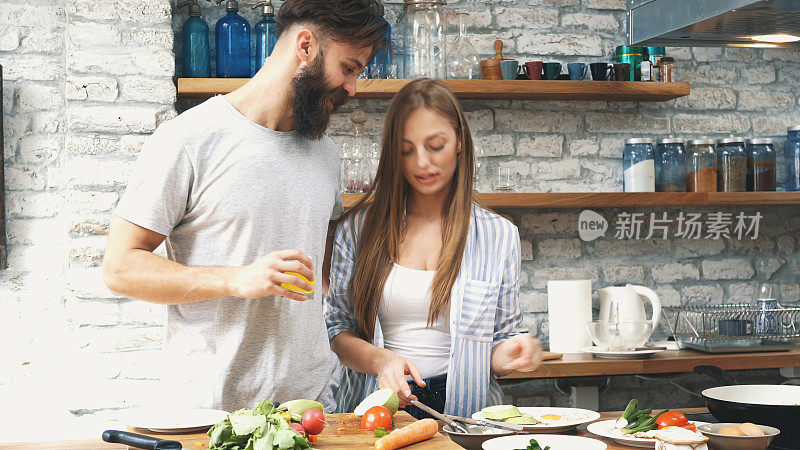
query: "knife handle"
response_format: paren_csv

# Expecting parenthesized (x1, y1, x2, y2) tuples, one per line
(102, 430, 183, 450)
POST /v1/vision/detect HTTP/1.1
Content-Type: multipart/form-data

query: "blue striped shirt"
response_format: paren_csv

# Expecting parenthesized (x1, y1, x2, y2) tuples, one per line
(325, 203, 522, 417)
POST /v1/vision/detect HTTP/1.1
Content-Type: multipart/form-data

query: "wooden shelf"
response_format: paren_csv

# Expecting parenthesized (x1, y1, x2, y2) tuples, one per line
(341, 192, 800, 209)
(177, 78, 690, 102)
(502, 348, 800, 379)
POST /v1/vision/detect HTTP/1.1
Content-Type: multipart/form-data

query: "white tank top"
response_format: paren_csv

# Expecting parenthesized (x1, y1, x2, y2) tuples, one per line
(378, 264, 451, 379)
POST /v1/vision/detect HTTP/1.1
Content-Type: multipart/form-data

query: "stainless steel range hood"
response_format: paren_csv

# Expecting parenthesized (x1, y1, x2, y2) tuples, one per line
(628, 0, 800, 47)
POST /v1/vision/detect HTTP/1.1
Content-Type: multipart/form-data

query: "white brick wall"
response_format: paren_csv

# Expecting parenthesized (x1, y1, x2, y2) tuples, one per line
(0, 0, 798, 434)
(1, 0, 175, 437)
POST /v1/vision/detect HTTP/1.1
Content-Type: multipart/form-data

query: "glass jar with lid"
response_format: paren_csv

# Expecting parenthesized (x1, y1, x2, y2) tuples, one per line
(785, 126, 800, 191)
(746, 138, 776, 191)
(655, 137, 686, 192)
(686, 138, 717, 192)
(400, 1, 447, 79)
(716, 136, 747, 192)
(623, 138, 655, 192)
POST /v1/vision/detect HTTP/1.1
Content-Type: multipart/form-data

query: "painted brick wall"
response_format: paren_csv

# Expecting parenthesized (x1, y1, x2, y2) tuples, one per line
(1, 0, 798, 434)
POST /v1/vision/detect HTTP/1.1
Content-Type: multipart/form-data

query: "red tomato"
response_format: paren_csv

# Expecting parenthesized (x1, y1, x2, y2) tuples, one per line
(290, 422, 307, 437)
(302, 409, 326, 436)
(682, 423, 697, 432)
(656, 411, 689, 429)
(361, 406, 393, 432)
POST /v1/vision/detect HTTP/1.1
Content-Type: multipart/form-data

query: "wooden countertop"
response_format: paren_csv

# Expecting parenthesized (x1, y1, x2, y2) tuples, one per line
(0, 411, 459, 450)
(0, 408, 711, 450)
(504, 348, 800, 379)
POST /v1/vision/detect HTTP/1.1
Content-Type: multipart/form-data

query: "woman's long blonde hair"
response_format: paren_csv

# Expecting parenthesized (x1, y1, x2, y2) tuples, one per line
(341, 78, 475, 340)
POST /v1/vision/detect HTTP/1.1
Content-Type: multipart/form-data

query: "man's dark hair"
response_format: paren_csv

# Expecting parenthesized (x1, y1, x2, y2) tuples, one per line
(276, 0, 389, 59)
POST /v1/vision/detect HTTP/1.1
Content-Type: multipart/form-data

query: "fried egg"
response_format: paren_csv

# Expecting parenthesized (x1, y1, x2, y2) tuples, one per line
(534, 413, 590, 425)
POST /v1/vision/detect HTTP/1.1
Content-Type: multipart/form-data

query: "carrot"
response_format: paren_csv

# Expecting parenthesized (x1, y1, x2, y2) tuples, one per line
(375, 418, 438, 450)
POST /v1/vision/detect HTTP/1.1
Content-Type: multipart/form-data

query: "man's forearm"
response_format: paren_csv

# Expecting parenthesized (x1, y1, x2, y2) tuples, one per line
(104, 248, 235, 304)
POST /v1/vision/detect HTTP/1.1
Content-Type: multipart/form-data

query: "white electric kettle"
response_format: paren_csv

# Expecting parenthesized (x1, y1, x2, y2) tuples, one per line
(597, 284, 661, 329)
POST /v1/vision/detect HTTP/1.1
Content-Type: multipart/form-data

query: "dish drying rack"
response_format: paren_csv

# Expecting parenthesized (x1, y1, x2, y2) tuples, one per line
(663, 304, 800, 353)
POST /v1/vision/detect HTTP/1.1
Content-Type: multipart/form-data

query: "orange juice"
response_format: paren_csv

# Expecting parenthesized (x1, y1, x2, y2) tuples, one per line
(281, 272, 315, 294)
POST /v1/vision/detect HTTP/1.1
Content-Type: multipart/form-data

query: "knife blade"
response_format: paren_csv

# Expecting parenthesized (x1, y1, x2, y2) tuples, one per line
(102, 430, 185, 450)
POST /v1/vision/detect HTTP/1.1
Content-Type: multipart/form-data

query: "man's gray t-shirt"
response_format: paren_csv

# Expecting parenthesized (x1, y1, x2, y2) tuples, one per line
(115, 95, 343, 412)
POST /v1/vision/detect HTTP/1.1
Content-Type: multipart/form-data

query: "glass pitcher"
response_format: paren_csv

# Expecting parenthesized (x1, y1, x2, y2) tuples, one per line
(400, 1, 447, 79)
(447, 12, 480, 79)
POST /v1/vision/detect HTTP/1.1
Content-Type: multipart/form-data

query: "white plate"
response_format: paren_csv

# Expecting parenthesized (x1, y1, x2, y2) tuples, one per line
(586, 419, 708, 448)
(127, 408, 229, 433)
(482, 434, 607, 450)
(472, 407, 601, 432)
(582, 347, 664, 360)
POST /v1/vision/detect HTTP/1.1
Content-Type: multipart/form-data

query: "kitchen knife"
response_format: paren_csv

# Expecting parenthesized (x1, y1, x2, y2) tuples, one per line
(102, 430, 184, 449)
(443, 414, 526, 432)
(408, 400, 470, 434)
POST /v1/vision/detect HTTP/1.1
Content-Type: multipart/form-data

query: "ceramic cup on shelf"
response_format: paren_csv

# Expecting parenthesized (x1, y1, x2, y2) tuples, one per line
(567, 62, 587, 80)
(612, 62, 631, 81)
(590, 62, 611, 81)
(543, 62, 561, 80)
(523, 61, 543, 80)
(500, 59, 520, 80)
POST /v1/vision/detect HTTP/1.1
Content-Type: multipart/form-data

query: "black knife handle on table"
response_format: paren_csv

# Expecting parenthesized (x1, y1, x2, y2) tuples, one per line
(102, 430, 182, 450)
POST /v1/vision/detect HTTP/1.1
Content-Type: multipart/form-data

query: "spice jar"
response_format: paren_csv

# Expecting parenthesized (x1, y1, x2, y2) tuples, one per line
(746, 138, 776, 191)
(623, 138, 655, 192)
(657, 56, 674, 82)
(655, 137, 686, 192)
(686, 138, 717, 192)
(716, 136, 747, 192)
(786, 125, 800, 191)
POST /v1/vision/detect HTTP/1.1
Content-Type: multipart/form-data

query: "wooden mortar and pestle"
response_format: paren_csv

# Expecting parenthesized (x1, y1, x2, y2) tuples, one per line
(480, 39, 507, 80)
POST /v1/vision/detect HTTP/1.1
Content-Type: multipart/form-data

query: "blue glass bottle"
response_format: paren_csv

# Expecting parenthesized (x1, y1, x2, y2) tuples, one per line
(786, 126, 800, 191)
(178, 0, 211, 78)
(655, 137, 686, 192)
(252, 0, 277, 75)
(367, 1, 391, 79)
(215, 0, 250, 78)
(623, 138, 655, 192)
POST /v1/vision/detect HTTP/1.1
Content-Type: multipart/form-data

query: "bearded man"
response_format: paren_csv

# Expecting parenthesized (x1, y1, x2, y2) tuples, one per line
(102, 0, 388, 412)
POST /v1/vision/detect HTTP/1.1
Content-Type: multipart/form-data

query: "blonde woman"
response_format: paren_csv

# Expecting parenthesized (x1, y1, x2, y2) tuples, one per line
(325, 79, 542, 419)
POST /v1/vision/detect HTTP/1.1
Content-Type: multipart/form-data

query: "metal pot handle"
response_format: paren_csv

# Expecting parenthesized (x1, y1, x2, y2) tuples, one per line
(693, 364, 739, 386)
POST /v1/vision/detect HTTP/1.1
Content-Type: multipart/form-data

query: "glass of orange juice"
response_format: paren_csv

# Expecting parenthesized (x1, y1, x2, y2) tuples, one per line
(280, 252, 316, 300)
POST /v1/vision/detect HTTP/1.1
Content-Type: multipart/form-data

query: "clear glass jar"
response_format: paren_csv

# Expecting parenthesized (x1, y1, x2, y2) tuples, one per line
(716, 136, 747, 192)
(446, 13, 480, 79)
(686, 138, 717, 192)
(344, 110, 368, 193)
(623, 138, 655, 192)
(474, 144, 489, 192)
(363, 142, 380, 192)
(786, 126, 800, 191)
(746, 138, 776, 191)
(655, 137, 686, 192)
(400, 1, 447, 79)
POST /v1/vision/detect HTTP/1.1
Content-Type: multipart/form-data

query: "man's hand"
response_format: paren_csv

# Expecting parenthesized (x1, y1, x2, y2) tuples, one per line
(491, 334, 544, 377)
(228, 249, 315, 301)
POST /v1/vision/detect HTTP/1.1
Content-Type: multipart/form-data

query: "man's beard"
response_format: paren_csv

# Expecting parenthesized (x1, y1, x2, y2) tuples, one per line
(291, 52, 349, 140)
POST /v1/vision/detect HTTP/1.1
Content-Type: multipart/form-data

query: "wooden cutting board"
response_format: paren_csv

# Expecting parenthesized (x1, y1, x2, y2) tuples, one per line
(310, 412, 460, 449)
(120, 411, 461, 449)
(543, 351, 563, 361)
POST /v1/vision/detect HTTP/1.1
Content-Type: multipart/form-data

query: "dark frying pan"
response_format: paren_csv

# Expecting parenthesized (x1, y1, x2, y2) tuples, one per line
(695, 365, 800, 449)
